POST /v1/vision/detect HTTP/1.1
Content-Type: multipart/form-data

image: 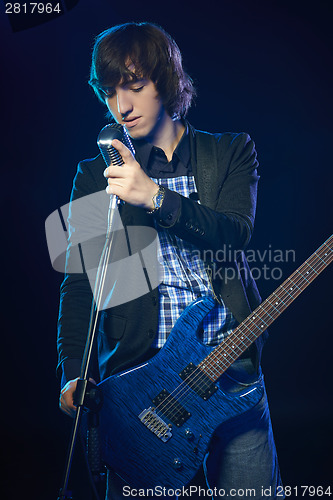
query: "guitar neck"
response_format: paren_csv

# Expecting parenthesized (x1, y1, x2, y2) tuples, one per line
(199, 234, 333, 381)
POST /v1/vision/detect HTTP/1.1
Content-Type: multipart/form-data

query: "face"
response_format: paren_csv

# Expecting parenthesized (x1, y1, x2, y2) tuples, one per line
(103, 78, 168, 141)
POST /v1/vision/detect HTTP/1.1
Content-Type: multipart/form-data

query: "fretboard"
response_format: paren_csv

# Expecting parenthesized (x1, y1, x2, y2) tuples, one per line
(199, 234, 333, 381)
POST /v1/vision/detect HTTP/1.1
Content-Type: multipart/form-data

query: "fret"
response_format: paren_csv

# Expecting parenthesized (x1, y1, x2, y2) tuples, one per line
(316, 251, 327, 265)
(198, 234, 333, 382)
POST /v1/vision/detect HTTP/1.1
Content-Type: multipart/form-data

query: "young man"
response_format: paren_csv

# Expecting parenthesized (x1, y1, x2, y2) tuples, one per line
(58, 22, 283, 499)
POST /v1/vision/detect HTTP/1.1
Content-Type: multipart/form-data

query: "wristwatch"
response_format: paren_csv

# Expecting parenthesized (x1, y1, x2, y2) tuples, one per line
(147, 185, 166, 214)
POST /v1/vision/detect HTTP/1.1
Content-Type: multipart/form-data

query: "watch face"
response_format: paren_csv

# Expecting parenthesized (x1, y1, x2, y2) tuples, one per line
(153, 187, 165, 210)
(155, 192, 163, 208)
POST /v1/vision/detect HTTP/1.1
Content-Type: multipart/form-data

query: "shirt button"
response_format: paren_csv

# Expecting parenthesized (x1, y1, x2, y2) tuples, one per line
(167, 213, 173, 220)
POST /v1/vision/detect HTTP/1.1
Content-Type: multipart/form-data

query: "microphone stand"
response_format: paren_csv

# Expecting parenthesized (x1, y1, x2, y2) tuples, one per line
(57, 194, 119, 500)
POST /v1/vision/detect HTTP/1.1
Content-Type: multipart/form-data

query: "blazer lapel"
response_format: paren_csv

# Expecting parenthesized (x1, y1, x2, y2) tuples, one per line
(189, 125, 220, 210)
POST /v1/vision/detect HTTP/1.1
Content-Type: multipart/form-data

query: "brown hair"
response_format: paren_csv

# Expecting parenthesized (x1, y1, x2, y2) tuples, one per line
(89, 22, 196, 119)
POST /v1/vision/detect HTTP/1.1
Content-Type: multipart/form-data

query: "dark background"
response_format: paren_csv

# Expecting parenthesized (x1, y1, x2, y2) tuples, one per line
(1, 0, 332, 498)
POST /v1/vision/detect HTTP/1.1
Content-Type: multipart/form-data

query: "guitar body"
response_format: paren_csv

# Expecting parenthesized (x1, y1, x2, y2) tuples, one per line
(98, 296, 264, 490)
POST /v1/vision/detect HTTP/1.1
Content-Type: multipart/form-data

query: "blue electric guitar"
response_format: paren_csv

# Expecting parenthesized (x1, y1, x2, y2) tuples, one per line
(98, 235, 332, 489)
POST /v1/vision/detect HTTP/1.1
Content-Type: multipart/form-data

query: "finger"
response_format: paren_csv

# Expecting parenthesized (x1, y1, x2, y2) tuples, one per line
(59, 394, 76, 417)
(59, 378, 78, 412)
(106, 182, 125, 197)
(59, 389, 77, 408)
(63, 393, 77, 410)
(110, 139, 135, 163)
(59, 401, 74, 417)
(103, 165, 128, 179)
(59, 377, 96, 417)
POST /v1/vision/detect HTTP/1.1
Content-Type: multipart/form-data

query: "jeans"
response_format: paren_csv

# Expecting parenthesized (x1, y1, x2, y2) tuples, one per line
(106, 360, 284, 500)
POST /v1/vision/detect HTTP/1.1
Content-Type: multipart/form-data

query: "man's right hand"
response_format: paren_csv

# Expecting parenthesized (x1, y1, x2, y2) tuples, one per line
(59, 377, 79, 418)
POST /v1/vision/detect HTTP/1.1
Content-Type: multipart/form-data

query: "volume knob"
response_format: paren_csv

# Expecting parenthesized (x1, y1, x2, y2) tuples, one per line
(173, 458, 183, 470)
(184, 428, 194, 441)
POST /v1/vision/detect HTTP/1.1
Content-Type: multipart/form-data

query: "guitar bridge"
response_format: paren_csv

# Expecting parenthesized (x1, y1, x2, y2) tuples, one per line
(138, 407, 172, 442)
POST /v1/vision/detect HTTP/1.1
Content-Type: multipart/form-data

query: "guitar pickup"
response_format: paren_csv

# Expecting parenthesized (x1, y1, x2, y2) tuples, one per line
(152, 389, 191, 427)
(179, 363, 218, 401)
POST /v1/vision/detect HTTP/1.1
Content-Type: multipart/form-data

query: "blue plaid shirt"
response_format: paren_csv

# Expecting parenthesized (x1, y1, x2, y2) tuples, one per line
(151, 174, 238, 348)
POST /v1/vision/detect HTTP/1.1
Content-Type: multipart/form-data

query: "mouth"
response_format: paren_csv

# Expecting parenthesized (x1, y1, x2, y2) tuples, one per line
(123, 116, 141, 128)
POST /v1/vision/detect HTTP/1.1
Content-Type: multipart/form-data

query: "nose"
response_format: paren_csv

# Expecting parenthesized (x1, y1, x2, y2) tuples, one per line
(116, 89, 133, 118)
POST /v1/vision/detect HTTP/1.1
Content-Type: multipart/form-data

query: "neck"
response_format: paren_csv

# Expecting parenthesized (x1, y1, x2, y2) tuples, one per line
(148, 113, 185, 162)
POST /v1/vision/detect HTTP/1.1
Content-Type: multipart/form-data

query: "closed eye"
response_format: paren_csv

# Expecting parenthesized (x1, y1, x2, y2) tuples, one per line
(131, 86, 144, 93)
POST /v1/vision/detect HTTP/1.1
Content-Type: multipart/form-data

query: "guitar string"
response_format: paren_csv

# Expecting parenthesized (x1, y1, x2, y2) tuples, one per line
(204, 238, 333, 379)
(196, 241, 333, 388)
(150, 255, 330, 426)
(148, 238, 332, 426)
(150, 250, 329, 430)
(203, 241, 333, 378)
(150, 240, 333, 426)
(149, 239, 332, 424)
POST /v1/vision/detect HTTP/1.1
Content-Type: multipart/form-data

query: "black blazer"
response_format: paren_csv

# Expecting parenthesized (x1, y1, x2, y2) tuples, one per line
(57, 124, 266, 381)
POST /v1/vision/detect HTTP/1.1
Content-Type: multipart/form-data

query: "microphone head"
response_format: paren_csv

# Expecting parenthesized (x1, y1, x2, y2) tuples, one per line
(97, 123, 135, 166)
(97, 123, 124, 146)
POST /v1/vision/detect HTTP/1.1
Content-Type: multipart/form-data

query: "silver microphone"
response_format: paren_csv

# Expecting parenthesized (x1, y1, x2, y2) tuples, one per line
(97, 123, 136, 232)
(97, 123, 135, 166)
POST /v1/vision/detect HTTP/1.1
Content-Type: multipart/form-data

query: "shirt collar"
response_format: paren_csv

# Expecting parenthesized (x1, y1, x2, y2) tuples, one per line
(132, 121, 191, 173)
